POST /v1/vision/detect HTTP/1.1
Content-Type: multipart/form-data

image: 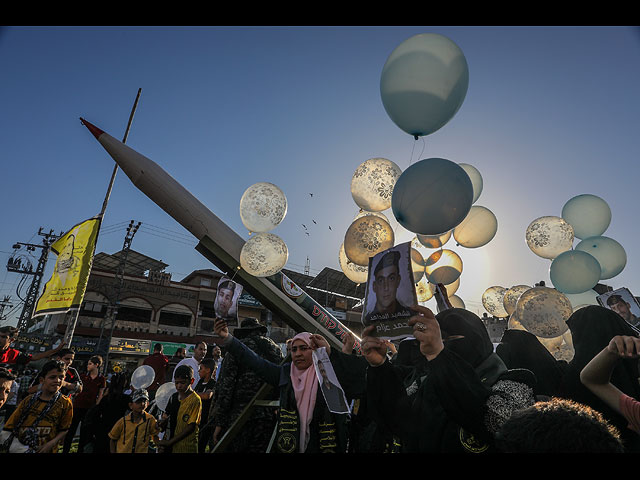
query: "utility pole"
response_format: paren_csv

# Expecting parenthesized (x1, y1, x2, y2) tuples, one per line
(7, 228, 61, 331)
(98, 220, 141, 372)
(0, 295, 13, 323)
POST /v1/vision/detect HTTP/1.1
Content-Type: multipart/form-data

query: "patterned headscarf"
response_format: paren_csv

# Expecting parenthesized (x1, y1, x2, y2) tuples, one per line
(289, 332, 318, 452)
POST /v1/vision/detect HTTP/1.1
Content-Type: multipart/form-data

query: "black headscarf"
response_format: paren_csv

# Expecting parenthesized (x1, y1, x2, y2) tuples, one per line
(436, 308, 495, 368)
(561, 305, 640, 450)
(496, 328, 567, 397)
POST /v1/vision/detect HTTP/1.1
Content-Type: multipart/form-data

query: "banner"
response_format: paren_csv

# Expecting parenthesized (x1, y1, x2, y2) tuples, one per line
(33, 216, 101, 317)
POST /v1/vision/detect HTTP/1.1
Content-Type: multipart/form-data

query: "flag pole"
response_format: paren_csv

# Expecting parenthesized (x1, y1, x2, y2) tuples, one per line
(64, 88, 142, 349)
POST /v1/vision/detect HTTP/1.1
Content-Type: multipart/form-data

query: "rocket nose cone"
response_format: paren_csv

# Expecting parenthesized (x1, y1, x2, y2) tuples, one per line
(80, 117, 105, 140)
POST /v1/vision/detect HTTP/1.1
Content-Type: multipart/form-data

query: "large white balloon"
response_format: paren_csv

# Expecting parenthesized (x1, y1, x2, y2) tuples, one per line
(343, 215, 395, 266)
(391, 157, 474, 235)
(482, 286, 509, 318)
(575, 236, 627, 280)
(351, 158, 403, 212)
(502, 285, 531, 316)
(380, 33, 469, 138)
(453, 205, 498, 248)
(239, 182, 288, 233)
(130, 365, 155, 390)
(240, 232, 288, 277)
(514, 286, 572, 338)
(562, 194, 611, 240)
(549, 250, 601, 294)
(425, 249, 463, 285)
(154, 382, 177, 412)
(525, 216, 574, 260)
(458, 163, 483, 204)
(339, 243, 369, 284)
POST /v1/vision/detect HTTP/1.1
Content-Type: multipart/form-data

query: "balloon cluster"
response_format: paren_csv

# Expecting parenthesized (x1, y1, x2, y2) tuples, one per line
(338, 34, 500, 312)
(525, 194, 626, 295)
(239, 182, 289, 277)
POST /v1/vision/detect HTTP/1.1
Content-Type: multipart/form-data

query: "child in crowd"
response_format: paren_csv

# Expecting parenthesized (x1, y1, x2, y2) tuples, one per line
(0, 367, 15, 411)
(157, 364, 201, 453)
(194, 358, 216, 453)
(1, 360, 73, 453)
(108, 388, 160, 453)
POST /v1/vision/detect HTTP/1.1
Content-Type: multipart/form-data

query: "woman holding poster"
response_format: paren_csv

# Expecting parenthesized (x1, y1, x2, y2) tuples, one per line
(361, 304, 536, 453)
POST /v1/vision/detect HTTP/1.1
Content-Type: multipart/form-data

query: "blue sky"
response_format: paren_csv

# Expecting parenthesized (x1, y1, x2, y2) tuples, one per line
(1, 26, 639, 325)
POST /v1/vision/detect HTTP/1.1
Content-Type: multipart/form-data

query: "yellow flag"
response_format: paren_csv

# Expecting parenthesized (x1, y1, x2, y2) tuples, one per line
(33, 216, 101, 316)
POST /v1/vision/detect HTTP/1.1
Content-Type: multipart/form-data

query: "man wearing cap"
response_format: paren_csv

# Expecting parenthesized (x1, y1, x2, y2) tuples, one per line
(365, 249, 413, 325)
(210, 317, 284, 452)
(607, 294, 640, 328)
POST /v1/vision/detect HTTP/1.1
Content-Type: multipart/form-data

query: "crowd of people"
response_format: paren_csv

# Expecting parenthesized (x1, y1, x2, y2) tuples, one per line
(1, 286, 640, 454)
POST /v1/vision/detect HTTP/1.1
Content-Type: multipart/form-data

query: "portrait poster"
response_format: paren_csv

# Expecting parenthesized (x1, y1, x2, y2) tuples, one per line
(361, 241, 417, 340)
(312, 347, 350, 415)
(597, 287, 640, 331)
(214, 277, 243, 326)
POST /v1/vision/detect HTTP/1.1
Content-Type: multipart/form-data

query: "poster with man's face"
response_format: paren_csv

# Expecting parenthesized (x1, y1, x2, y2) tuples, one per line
(312, 347, 350, 414)
(597, 287, 640, 330)
(214, 277, 243, 325)
(361, 241, 417, 340)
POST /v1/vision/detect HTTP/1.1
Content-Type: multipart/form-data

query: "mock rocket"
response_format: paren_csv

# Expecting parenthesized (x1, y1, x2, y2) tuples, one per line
(80, 118, 361, 351)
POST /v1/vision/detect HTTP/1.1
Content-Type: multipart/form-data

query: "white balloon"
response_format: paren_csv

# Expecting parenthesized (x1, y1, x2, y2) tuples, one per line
(130, 365, 155, 390)
(415, 276, 436, 302)
(239, 182, 288, 233)
(525, 216, 574, 260)
(458, 163, 483, 204)
(350, 158, 402, 212)
(154, 382, 177, 412)
(240, 232, 288, 277)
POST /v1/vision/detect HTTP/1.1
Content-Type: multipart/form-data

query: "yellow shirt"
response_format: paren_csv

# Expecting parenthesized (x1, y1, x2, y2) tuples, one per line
(109, 410, 159, 453)
(4, 392, 73, 452)
(171, 389, 201, 453)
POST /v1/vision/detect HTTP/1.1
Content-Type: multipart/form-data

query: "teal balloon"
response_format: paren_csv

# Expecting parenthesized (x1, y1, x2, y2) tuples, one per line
(549, 250, 601, 294)
(391, 157, 474, 235)
(561, 194, 611, 240)
(575, 236, 627, 280)
(380, 33, 469, 138)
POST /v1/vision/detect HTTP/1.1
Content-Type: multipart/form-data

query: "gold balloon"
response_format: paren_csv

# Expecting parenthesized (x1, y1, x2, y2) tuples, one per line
(453, 205, 498, 248)
(415, 276, 436, 302)
(514, 286, 572, 338)
(343, 215, 395, 266)
(425, 249, 462, 285)
(482, 286, 509, 318)
(416, 230, 452, 249)
(350, 157, 402, 212)
(410, 248, 426, 283)
(449, 294, 465, 309)
(339, 243, 368, 284)
(502, 285, 532, 316)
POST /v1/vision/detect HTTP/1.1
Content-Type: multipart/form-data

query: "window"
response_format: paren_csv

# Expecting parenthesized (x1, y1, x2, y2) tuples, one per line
(158, 311, 191, 328)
